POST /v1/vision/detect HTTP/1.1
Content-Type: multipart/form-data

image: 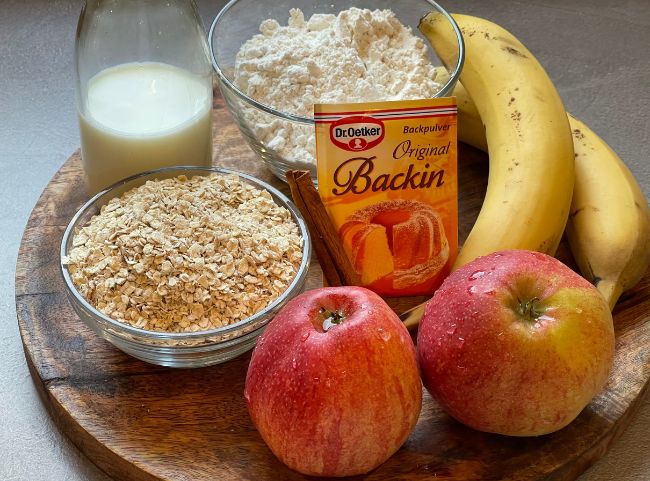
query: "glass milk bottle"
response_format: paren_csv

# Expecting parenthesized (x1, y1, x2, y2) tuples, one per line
(75, 0, 213, 194)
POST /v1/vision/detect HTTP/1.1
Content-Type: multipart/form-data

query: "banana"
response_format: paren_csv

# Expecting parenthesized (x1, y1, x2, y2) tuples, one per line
(433, 66, 488, 153)
(449, 71, 650, 310)
(567, 116, 650, 308)
(420, 13, 575, 269)
(442, 73, 487, 152)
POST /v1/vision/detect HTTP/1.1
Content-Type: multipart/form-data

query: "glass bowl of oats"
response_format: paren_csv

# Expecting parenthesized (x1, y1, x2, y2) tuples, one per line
(60, 166, 311, 368)
(208, 0, 464, 182)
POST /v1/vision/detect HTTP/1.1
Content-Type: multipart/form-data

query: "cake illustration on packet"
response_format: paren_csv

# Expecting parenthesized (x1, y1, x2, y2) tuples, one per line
(339, 200, 449, 291)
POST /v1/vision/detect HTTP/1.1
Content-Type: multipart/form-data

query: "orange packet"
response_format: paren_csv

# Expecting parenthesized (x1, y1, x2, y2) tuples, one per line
(315, 98, 458, 297)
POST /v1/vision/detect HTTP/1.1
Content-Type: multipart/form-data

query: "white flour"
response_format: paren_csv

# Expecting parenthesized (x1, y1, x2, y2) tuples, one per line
(234, 8, 443, 167)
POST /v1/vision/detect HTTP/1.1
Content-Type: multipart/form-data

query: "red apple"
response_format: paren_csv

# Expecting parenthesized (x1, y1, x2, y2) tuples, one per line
(245, 286, 422, 476)
(417, 250, 615, 436)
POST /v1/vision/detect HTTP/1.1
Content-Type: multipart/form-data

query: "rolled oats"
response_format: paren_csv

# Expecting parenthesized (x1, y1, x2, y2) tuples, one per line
(63, 173, 303, 333)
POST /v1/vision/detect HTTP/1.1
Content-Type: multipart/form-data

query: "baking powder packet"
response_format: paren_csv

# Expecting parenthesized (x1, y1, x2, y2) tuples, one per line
(315, 98, 458, 297)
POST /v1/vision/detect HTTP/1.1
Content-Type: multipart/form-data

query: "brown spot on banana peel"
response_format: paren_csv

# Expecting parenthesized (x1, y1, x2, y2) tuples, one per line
(459, 26, 495, 41)
(537, 232, 562, 254)
(572, 129, 586, 140)
(502, 46, 528, 58)
(569, 205, 600, 219)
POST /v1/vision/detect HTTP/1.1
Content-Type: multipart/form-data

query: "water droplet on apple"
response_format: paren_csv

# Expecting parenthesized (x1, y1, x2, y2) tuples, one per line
(467, 285, 479, 294)
(377, 328, 392, 342)
(301, 331, 311, 342)
(576, 308, 583, 314)
(292, 357, 297, 369)
(469, 270, 485, 280)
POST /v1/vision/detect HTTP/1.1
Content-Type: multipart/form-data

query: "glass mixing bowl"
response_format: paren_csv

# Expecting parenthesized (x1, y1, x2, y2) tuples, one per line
(60, 166, 311, 368)
(209, 0, 464, 182)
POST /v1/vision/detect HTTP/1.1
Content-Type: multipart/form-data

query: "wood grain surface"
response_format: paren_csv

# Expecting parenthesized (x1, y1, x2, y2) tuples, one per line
(15, 94, 650, 481)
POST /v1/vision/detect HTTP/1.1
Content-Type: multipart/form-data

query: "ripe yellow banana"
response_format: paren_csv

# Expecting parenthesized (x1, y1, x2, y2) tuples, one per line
(567, 116, 650, 309)
(420, 13, 575, 269)
(449, 74, 650, 310)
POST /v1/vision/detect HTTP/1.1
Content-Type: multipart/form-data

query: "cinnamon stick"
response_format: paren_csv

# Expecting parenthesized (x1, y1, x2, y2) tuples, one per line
(286, 170, 361, 287)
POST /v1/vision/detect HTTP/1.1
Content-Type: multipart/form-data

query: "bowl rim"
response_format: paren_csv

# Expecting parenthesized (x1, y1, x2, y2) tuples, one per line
(60, 165, 312, 342)
(208, 0, 465, 125)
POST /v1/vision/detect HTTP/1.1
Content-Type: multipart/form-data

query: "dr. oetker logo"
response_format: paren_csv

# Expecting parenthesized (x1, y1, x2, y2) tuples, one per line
(329, 116, 384, 152)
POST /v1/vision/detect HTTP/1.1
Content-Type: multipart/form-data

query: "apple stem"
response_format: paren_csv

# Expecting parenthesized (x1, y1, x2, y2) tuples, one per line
(320, 308, 346, 331)
(518, 297, 542, 321)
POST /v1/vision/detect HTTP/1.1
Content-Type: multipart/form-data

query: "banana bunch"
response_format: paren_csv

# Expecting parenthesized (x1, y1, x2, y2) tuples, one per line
(420, 13, 575, 269)
(420, 14, 650, 309)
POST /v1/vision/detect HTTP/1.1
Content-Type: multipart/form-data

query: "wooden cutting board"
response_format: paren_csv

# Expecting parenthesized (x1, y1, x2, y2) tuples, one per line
(16, 93, 650, 481)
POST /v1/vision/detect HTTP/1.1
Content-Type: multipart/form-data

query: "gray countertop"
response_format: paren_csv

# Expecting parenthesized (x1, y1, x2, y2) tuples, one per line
(1, 1, 649, 480)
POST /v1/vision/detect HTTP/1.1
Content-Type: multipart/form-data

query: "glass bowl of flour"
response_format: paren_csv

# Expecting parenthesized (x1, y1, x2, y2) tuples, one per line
(209, 0, 464, 182)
